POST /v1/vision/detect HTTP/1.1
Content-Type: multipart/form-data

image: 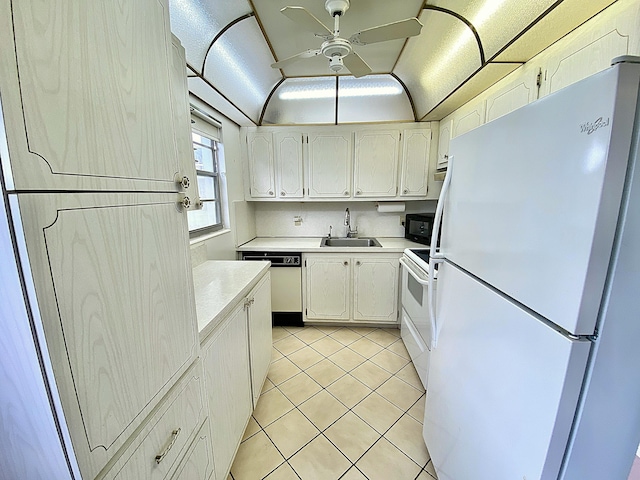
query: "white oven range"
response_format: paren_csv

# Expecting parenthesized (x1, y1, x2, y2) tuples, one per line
(399, 248, 436, 390)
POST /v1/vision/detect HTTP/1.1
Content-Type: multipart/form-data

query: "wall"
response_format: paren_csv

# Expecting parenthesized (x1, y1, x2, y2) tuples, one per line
(253, 201, 436, 239)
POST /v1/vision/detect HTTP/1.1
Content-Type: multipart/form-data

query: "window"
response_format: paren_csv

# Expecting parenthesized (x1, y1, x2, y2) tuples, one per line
(188, 131, 223, 235)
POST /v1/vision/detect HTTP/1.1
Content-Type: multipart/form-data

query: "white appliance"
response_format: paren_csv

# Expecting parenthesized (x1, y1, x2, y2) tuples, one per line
(399, 248, 435, 390)
(424, 57, 640, 480)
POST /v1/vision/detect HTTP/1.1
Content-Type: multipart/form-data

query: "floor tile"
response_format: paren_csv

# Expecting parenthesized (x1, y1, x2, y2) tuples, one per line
(298, 390, 348, 430)
(274, 335, 307, 356)
(407, 394, 426, 425)
(230, 430, 285, 480)
(325, 374, 372, 409)
(272, 347, 284, 362)
(352, 392, 403, 434)
(278, 372, 323, 406)
(305, 359, 346, 387)
(310, 336, 345, 357)
(324, 411, 381, 462)
(348, 326, 377, 336)
(424, 460, 438, 478)
(387, 338, 411, 359)
(356, 438, 422, 480)
(265, 409, 320, 459)
(261, 378, 276, 395)
(288, 435, 351, 480)
(272, 327, 292, 342)
(330, 328, 362, 345)
(385, 327, 401, 338)
(350, 361, 392, 390)
(267, 357, 302, 386)
(340, 467, 368, 480)
(252, 388, 295, 427)
(328, 347, 367, 372)
(283, 326, 305, 334)
(241, 416, 261, 442)
(287, 346, 325, 370)
(313, 325, 341, 334)
(376, 376, 423, 411)
(263, 462, 300, 480)
(385, 414, 431, 466)
(369, 349, 409, 374)
(293, 326, 327, 344)
(395, 363, 425, 392)
(348, 337, 384, 357)
(365, 329, 399, 347)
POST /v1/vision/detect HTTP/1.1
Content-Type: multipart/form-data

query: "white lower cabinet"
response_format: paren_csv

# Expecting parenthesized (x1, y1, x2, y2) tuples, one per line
(172, 419, 215, 480)
(201, 270, 272, 480)
(304, 254, 400, 324)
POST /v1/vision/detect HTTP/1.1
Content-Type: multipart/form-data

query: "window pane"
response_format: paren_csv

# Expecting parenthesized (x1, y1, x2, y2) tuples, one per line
(197, 175, 216, 200)
(192, 132, 212, 147)
(187, 201, 220, 232)
(193, 144, 215, 172)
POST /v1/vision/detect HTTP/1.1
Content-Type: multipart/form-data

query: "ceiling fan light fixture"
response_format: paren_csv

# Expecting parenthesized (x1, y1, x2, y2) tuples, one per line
(325, 0, 349, 17)
(328, 55, 344, 73)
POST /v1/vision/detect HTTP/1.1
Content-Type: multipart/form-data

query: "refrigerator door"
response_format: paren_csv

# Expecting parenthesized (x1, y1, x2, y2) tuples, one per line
(424, 262, 591, 480)
(442, 63, 640, 335)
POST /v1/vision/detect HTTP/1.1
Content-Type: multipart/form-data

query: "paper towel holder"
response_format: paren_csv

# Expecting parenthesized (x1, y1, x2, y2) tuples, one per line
(376, 202, 405, 213)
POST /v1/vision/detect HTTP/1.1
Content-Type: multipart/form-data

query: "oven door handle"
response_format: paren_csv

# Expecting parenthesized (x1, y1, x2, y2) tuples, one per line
(399, 257, 429, 285)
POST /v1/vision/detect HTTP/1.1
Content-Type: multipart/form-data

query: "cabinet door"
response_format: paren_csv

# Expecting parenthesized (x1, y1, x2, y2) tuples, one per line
(485, 70, 539, 123)
(353, 130, 400, 198)
(248, 273, 273, 406)
(11, 192, 198, 479)
(307, 131, 353, 198)
(170, 35, 200, 207)
(202, 303, 252, 480)
(437, 120, 452, 170)
(0, 0, 181, 192)
(305, 256, 351, 320)
(353, 256, 400, 323)
(171, 419, 215, 480)
(247, 131, 276, 198)
(274, 131, 304, 199)
(399, 128, 431, 197)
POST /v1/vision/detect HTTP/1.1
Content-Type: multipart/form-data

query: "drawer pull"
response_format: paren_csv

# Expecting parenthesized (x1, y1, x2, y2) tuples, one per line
(155, 428, 181, 464)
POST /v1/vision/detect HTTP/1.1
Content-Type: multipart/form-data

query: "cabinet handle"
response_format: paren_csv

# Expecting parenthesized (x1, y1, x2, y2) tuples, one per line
(356, 261, 361, 266)
(177, 195, 191, 210)
(243, 299, 251, 310)
(281, 191, 286, 196)
(174, 174, 190, 190)
(356, 190, 361, 195)
(268, 190, 274, 196)
(344, 191, 349, 196)
(155, 428, 181, 464)
(343, 261, 349, 266)
(403, 188, 409, 194)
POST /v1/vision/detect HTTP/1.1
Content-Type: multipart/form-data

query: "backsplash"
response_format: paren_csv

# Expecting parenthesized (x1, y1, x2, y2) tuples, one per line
(254, 201, 435, 238)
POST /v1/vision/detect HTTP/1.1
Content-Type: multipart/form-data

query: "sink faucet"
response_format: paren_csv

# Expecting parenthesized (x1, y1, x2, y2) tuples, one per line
(344, 208, 358, 238)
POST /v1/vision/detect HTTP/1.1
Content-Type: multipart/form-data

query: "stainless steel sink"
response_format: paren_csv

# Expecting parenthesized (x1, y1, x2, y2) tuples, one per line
(320, 237, 381, 247)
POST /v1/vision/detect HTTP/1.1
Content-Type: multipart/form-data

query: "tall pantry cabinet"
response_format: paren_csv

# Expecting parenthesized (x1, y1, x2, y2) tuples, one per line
(0, 1, 206, 479)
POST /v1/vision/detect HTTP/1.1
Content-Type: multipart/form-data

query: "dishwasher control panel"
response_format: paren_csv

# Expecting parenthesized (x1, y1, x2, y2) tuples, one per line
(241, 252, 301, 267)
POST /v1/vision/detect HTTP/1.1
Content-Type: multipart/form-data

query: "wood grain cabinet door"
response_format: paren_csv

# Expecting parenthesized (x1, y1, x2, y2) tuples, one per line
(353, 255, 400, 323)
(247, 272, 273, 406)
(305, 255, 351, 320)
(11, 192, 198, 478)
(0, 0, 182, 193)
(353, 130, 400, 198)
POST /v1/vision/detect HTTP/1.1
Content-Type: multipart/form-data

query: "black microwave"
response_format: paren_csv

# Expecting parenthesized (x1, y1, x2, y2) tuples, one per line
(404, 213, 436, 245)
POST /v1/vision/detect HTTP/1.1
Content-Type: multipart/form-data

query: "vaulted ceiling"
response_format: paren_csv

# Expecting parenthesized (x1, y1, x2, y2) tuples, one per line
(169, 0, 618, 126)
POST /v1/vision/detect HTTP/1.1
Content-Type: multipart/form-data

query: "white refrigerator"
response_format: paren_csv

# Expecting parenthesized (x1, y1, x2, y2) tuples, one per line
(424, 57, 640, 480)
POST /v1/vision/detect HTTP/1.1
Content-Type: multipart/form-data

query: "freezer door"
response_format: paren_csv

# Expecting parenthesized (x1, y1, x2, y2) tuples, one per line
(442, 63, 640, 335)
(424, 262, 591, 480)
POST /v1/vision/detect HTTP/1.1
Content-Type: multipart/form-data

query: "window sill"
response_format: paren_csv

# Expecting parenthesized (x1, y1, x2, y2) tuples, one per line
(189, 228, 231, 246)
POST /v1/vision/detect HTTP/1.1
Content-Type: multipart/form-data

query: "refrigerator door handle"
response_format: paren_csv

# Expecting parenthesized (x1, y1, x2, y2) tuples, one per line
(430, 155, 454, 261)
(428, 256, 444, 348)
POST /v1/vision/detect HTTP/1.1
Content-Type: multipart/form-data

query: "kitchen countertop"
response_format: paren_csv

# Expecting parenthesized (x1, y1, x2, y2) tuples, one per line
(236, 237, 426, 253)
(192, 260, 270, 342)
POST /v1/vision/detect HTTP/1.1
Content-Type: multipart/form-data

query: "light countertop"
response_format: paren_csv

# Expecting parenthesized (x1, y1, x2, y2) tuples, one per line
(236, 236, 426, 253)
(192, 260, 270, 342)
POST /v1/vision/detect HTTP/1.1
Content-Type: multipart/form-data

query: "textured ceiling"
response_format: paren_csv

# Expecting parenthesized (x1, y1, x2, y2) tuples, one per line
(169, 0, 619, 126)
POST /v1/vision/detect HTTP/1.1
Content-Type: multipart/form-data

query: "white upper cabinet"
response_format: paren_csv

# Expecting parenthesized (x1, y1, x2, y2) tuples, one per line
(400, 128, 431, 197)
(353, 130, 400, 198)
(307, 130, 353, 198)
(247, 131, 276, 198)
(274, 131, 304, 198)
(0, 0, 181, 193)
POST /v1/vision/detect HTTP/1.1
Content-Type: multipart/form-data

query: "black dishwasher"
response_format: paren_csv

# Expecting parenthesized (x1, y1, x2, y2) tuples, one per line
(241, 252, 303, 326)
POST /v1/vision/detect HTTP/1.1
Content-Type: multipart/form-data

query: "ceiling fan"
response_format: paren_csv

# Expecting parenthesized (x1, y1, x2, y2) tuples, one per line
(270, 0, 423, 77)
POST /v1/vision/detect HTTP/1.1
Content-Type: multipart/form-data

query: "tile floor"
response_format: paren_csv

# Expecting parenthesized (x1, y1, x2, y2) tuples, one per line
(229, 325, 437, 480)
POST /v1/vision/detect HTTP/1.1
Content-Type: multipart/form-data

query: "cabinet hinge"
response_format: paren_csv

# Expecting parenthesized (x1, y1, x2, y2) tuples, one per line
(431, 131, 433, 140)
(305, 308, 307, 315)
(536, 68, 543, 88)
(304, 259, 307, 267)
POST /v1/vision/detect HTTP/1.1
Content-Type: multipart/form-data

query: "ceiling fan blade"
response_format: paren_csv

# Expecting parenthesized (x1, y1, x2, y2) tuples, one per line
(343, 52, 372, 78)
(271, 49, 321, 69)
(349, 18, 423, 46)
(280, 6, 332, 36)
